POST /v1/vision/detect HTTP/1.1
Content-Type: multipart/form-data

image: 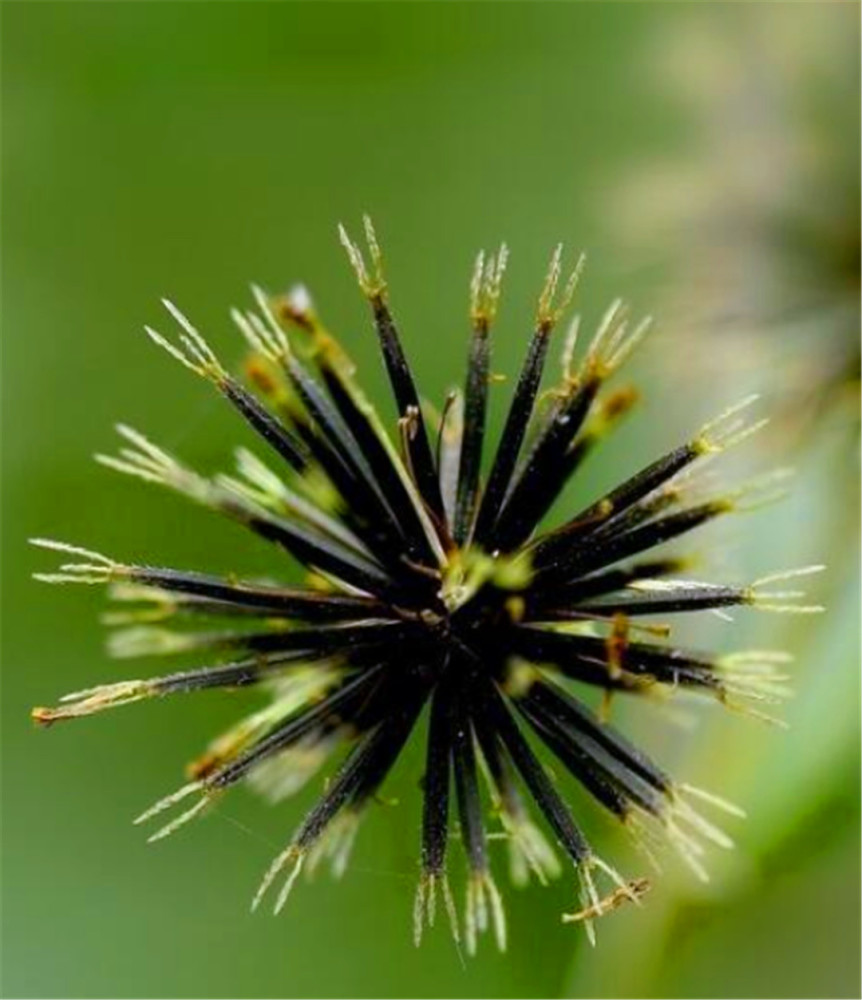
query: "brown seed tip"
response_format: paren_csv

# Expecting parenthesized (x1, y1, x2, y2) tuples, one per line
(186, 752, 220, 781)
(31, 707, 58, 727)
(562, 876, 651, 924)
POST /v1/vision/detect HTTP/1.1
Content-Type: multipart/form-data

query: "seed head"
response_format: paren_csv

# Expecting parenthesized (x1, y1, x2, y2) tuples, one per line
(31, 221, 822, 954)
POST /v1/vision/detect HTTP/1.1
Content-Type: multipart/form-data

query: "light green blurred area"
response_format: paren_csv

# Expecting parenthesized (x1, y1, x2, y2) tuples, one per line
(2, 3, 859, 998)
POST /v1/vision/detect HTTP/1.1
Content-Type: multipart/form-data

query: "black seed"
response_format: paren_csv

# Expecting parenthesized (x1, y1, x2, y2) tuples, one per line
(473, 325, 554, 546)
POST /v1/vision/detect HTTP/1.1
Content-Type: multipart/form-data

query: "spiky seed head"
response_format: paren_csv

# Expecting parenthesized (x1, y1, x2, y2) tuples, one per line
(30, 222, 820, 954)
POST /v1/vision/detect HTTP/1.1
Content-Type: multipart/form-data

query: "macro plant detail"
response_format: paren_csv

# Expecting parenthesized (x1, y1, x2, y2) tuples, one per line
(31, 220, 823, 955)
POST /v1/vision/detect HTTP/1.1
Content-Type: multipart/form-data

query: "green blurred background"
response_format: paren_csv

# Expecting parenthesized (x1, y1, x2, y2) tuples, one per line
(2, 3, 859, 997)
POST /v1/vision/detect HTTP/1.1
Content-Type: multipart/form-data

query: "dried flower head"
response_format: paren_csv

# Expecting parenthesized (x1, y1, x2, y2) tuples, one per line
(32, 219, 822, 954)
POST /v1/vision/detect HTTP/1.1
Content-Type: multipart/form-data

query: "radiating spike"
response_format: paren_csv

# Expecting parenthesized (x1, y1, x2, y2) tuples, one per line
(134, 780, 205, 826)
(273, 851, 306, 915)
(147, 796, 211, 843)
(537, 244, 563, 325)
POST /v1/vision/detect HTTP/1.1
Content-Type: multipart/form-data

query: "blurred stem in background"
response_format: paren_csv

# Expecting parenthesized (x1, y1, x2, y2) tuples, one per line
(567, 5, 860, 996)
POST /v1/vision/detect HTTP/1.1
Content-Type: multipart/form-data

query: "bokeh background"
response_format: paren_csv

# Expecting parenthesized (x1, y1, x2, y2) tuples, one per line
(2, 3, 859, 998)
